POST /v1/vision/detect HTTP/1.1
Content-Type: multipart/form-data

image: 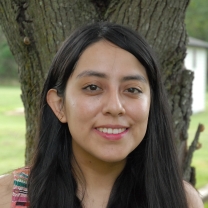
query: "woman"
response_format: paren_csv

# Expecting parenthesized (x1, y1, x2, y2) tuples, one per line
(0, 22, 203, 208)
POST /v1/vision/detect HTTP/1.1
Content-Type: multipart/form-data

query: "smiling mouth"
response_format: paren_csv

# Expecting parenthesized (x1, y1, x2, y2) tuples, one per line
(96, 128, 127, 134)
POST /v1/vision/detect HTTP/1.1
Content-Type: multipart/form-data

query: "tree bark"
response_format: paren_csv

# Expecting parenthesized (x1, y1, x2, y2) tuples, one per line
(0, 0, 194, 181)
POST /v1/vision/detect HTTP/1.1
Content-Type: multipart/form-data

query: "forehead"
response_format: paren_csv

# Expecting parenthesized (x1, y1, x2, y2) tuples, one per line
(70, 40, 148, 81)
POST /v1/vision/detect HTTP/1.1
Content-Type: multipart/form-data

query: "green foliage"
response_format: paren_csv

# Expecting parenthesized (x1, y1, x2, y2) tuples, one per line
(0, 27, 18, 80)
(186, 0, 208, 41)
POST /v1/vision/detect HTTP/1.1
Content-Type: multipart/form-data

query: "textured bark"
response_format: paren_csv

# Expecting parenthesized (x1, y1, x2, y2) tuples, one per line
(0, 0, 194, 181)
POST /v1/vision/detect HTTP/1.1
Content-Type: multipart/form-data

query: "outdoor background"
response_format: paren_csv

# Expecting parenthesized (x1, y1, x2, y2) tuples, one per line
(0, 0, 208, 206)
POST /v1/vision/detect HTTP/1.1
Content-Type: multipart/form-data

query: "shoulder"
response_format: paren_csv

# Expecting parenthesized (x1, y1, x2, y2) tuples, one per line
(0, 167, 30, 208)
(183, 181, 204, 208)
(0, 174, 14, 208)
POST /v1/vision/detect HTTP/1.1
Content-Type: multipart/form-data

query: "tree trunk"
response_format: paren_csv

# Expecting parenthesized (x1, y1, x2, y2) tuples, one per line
(0, 0, 194, 181)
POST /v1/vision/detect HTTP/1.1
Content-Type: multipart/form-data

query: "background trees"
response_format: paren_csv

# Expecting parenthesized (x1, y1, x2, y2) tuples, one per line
(0, 0, 206, 183)
(185, 0, 208, 42)
(0, 27, 18, 81)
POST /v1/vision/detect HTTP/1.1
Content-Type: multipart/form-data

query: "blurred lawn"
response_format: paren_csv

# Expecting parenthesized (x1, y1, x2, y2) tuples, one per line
(0, 86, 25, 174)
(188, 92, 208, 189)
(0, 85, 207, 206)
(188, 91, 208, 208)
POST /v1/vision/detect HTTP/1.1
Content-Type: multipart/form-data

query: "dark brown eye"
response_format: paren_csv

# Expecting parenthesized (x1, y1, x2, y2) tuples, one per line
(83, 84, 101, 91)
(127, 88, 141, 94)
(89, 85, 98, 90)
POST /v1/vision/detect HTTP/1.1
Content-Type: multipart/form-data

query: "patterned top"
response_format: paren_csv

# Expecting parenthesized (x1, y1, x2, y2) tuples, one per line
(11, 167, 30, 208)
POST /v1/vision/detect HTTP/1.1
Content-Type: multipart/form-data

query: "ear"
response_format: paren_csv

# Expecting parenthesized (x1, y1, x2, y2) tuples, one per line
(46, 89, 67, 123)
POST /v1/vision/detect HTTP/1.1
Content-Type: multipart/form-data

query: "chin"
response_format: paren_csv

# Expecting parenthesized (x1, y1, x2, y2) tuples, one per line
(99, 155, 127, 163)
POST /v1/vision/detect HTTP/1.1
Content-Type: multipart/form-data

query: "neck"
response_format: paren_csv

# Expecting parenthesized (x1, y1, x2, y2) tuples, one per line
(71, 144, 126, 207)
(72, 151, 126, 189)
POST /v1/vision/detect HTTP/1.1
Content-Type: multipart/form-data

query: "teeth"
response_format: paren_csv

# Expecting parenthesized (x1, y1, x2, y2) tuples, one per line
(113, 129, 118, 134)
(97, 128, 126, 134)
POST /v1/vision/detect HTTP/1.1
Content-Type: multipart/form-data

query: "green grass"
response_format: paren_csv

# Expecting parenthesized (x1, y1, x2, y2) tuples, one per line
(188, 92, 208, 189)
(0, 86, 25, 174)
(0, 85, 207, 206)
(187, 91, 208, 207)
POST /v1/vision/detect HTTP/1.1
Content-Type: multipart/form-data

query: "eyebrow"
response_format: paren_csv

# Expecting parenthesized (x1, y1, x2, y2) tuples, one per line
(121, 75, 147, 83)
(76, 70, 107, 79)
(76, 70, 147, 83)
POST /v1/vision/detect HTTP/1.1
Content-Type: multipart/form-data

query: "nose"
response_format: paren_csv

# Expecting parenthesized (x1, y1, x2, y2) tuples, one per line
(102, 89, 125, 117)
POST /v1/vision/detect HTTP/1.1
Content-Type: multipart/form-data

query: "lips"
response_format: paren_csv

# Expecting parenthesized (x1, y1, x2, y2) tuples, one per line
(94, 126, 129, 140)
(96, 127, 126, 134)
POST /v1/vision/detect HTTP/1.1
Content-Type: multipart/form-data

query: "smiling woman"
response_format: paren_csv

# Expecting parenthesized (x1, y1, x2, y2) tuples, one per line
(47, 40, 151, 165)
(0, 22, 203, 208)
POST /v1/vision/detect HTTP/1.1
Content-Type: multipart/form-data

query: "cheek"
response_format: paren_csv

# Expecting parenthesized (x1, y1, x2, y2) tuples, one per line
(129, 99, 150, 122)
(65, 95, 101, 123)
(129, 100, 150, 146)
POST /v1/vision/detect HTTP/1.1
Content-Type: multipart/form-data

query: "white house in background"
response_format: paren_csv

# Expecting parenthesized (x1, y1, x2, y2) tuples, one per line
(184, 37, 208, 113)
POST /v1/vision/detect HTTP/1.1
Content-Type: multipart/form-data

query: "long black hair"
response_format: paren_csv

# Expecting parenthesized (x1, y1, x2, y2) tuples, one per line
(28, 22, 188, 208)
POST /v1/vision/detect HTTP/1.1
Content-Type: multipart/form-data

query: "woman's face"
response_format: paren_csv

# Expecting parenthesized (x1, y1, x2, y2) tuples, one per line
(63, 40, 151, 163)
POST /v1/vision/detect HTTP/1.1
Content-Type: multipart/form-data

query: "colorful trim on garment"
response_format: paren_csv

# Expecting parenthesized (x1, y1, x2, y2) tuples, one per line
(11, 167, 30, 208)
